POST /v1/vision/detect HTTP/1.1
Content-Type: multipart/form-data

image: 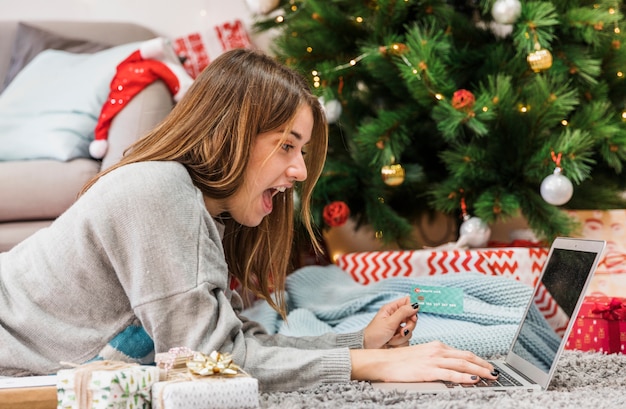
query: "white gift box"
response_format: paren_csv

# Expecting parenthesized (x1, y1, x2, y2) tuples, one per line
(152, 376, 259, 409)
(56, 362, 159, 409)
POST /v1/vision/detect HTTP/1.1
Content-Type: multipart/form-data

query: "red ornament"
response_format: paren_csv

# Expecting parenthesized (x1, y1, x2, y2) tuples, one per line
(323, 201, 350, 227)
(451, 89, 476, 111)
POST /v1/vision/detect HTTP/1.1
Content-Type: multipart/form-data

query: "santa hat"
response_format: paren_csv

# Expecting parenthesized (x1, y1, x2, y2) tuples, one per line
(90, 38, 194, 159)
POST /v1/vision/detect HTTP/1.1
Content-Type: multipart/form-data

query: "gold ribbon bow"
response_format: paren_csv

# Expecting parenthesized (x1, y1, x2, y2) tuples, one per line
(186, 351, 242, 377)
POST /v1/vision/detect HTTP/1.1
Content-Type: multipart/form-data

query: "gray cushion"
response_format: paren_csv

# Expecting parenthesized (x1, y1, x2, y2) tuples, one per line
(1, 23, 109, 92)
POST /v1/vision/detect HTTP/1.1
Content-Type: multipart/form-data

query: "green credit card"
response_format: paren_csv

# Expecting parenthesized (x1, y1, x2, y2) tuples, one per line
(410, 285, 464, 315)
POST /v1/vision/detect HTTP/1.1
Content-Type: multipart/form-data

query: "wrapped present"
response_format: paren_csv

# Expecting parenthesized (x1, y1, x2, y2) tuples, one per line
(335, 247, 548, 287)
(565, 296, 626, 354)
(152, 350, 259, 409)
(155, 346, 195, 380)
(56, 361, 159, 409)
(567, 209, 626, 297)
(173, 20, 253, 79)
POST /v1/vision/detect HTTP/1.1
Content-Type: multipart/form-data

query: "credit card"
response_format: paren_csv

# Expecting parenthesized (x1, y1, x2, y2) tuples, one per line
(410, 285, 464, 314)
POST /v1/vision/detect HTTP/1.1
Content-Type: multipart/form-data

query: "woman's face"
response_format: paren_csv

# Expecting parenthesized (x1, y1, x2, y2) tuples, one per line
(212, 104, 313, 227)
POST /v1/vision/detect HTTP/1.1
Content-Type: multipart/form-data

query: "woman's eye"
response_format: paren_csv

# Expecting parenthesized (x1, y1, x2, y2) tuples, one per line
(281, 143, 295, 152)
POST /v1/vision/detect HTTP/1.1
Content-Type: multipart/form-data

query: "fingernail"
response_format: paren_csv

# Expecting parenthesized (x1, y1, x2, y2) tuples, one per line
(412, 302, 420, 310)
(403, 329, 410, 336)
(491, 369, 499, 377)
(400, 322, 407, 328)
(471, 375, 478, 380)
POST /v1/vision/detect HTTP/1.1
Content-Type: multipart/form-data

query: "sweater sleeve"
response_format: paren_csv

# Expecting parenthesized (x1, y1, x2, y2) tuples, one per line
(91, 162, 355, 392)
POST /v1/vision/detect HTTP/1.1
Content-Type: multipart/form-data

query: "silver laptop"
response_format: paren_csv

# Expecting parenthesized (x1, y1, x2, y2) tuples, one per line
(372, 237, 606, 393)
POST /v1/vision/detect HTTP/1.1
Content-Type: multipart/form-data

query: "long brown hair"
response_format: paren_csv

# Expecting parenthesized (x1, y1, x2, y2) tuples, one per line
(81, 49, 328, 317)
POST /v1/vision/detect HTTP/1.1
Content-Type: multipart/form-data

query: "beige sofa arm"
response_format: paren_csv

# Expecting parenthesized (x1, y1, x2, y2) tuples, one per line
(101, 80, 174, 170)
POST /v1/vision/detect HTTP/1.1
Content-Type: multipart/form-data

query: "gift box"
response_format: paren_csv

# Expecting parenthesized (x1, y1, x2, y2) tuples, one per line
(173, 20, 253, 79)
(335, 247, 548, 288)
(152, 377, 259, 409)
(56, 361, 159, 409)
(565, 296, 626, 354)
(567, 209, 626, 297)
(152, 349, 259, 409)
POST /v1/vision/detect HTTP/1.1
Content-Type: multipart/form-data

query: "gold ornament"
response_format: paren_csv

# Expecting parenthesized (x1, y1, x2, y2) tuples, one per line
(381, 164, 405, 186)
(527, 44, 553, 72)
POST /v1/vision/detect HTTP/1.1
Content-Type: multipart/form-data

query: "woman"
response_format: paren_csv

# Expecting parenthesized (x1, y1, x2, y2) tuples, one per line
(0, 49, 497, 391)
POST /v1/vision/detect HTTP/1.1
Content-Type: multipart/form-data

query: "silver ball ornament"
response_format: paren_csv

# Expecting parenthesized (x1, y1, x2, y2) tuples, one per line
(459, 216, 491, 248)
(319, 97, 342, 124)
(491, 0, 522, 25)
(540, 168, 573, 206)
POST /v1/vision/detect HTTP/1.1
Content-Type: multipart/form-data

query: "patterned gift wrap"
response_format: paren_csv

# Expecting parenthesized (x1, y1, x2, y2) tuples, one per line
(335, 247, 548, 287)
(565, 296, 626, 354)
(152, 376, 259, 409)
(56, 361, 159, 409)
(568, 210, 626, 297)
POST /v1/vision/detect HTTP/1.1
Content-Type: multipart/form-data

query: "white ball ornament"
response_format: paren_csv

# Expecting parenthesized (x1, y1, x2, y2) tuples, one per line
(491, 0, 522, 25)
(319, 97, 342, 124)
(540, 168, 573, 206)
(245, 0, 280, 15)
(459, 216, 491, 248)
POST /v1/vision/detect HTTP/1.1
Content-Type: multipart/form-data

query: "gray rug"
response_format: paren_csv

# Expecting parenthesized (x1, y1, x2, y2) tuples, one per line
(259, 351, 625, 408)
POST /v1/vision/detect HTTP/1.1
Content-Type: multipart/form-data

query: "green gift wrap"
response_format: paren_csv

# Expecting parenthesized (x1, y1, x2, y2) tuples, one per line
(56, 361, 160, 409)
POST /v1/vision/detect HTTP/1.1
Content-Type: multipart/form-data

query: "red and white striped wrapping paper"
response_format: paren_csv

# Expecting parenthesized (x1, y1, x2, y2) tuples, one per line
(335, 247, 549, 287)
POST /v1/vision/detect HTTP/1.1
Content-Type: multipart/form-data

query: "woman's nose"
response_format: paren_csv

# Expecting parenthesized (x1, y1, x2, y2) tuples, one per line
(289, 153, 308, 182)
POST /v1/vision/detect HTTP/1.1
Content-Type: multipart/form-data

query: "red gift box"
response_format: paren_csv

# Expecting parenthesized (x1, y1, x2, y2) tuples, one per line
(335, 247, 548, 288)
(565, 296, 626, 354)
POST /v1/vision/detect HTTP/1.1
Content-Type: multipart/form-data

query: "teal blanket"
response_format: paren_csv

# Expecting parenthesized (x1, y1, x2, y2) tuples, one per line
(242, 265, 534, 357)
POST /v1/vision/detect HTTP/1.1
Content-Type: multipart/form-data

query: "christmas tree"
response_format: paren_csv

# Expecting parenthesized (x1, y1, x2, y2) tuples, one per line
(253, 0, 626, 248)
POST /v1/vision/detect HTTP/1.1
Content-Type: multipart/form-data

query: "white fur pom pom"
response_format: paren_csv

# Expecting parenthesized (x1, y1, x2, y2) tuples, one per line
(89, 139, 109, 159)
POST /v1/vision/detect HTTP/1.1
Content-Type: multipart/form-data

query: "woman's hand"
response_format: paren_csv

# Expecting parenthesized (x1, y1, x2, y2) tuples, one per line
(363, 296, 419, 349)
(350, 341, 498, 384)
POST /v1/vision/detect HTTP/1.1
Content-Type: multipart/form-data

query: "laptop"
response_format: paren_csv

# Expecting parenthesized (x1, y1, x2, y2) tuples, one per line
(372, 237, 606, 393)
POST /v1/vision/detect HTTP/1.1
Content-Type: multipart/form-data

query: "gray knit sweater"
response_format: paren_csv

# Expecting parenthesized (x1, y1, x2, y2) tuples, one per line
(0, 161, 362, 392)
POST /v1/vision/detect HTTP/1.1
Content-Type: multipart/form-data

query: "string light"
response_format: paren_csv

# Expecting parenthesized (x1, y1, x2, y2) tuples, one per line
(561, 119, 568, 126)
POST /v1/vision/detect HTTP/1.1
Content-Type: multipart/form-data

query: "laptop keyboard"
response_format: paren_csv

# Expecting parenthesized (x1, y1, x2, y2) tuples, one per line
(443, 363, 523, 388)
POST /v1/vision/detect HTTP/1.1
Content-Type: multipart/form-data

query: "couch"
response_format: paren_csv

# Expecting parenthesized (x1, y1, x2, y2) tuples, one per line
(0, 21, 176, 252)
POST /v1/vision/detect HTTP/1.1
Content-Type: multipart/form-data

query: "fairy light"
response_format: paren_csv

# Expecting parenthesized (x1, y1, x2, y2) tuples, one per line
(355, 16, 364, 23)
(519, 104, 529, 113)
(621, 110, 626, 120)
(307, 46, 313, 53)
(276, 15, 285, 23)
(561, 119, 568, 126)
(482, 106, 489, 112)
(618, 71, 624, 78)
(291, 5, 298, 11)
(311, 70, 320, 88)
(435, 93, 444, 100)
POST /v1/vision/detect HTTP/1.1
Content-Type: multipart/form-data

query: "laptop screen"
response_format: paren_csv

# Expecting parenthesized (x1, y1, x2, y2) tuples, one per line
(510, 248, 598, 373)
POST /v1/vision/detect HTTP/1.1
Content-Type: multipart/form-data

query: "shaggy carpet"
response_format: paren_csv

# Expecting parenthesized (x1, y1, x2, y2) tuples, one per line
(259, 350, 625, 408)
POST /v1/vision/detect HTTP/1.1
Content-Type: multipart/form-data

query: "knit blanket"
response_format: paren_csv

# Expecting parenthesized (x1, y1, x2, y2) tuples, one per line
(242, 265, 534, 356)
